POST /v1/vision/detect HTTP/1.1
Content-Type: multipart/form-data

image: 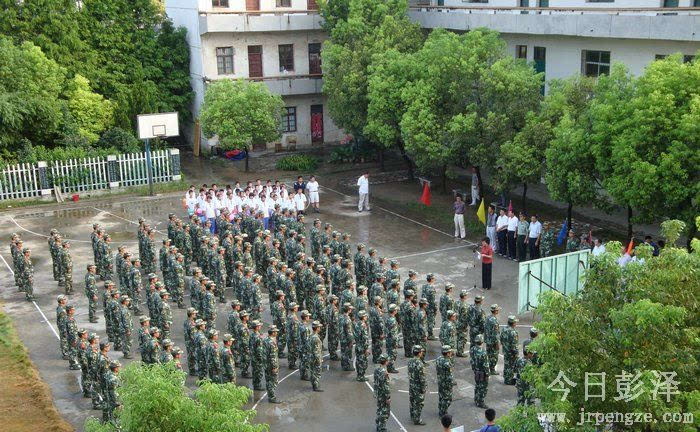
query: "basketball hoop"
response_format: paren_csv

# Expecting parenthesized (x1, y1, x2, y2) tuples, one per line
(137, 112, 179, 196)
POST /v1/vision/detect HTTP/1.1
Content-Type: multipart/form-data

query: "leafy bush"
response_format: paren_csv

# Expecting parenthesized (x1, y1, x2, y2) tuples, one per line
(97, 127, 141, 154)
(276, 154, 320, 172)
(329, 139, 378, 164)
(84, 362, 268, 432)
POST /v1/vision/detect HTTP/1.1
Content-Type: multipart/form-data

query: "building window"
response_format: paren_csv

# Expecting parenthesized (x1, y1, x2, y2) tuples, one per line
(212, 0, 229, 7)
(467, 0, 489, 3)
(655, 54, 668, 60)
(587, 1, 614, 3)
(281, 107, 297, 133)
(276, 0, 291, 6)
(516, 45, 527, 60)
(279, 44, 294, 73)
(216, 47, 234, 75)
(309, 43, 322, 75)
(684, 55, 696, 63)
(581, 50, 610, 77)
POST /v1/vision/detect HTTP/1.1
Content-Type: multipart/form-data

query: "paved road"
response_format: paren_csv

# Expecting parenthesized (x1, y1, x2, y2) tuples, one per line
(0, 186, 532, 431)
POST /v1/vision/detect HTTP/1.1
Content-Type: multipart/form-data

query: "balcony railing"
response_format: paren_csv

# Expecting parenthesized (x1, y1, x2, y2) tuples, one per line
(408, 5, 700, 16)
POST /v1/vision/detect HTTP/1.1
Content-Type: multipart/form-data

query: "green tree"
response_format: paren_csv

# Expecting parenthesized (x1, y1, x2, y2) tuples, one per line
(0, 38, 66, 159)
(65, 75, 114, 143)
(542, 75, 599, 231)
(591, 56, 700, 244)
(321, 0, 423, 170)
(84, 363, 268, 432)
(318, 0, 351, 32)
(199, 80, 283, 171)
(499, 221, 700, 432)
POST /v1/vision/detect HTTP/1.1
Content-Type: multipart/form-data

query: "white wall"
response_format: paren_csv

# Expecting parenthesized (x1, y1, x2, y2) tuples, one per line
(204, 0, 315, 12)
(431, 1, 697, 8)
(278, 94, 345, 148)
(200, 31, 326, 79)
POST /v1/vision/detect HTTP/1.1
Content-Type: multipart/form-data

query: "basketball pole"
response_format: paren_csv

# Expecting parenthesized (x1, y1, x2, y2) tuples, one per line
(145, 138, 154, 196)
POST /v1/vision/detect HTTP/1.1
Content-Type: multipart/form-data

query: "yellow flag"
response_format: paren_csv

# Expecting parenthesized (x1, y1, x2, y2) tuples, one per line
(477, 198, 486, 225)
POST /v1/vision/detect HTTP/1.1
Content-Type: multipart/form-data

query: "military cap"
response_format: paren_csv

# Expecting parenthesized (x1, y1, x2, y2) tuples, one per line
(357, 285, 367, 292)
(159, 290, 170, 297)
(377, 354, 388, 363)
(343, 302, 354, 312)
(388, 303, 398, 313)
(22, 248, 30, 253)
(150, 327, 160, 334)
(508, 315, 518, 324)
(333, 254, 341, 260)
(357, 310, 368, 318)
(445, 283, 454, 290)
(105, 280, 115, 287)
(120, 296, 131, 303)
(223, 333, 234, 342)
(66, 304, 75, 311)
(87, 264, 96, 270)
(323, 245, 331, 251)
(50, 228, 58, 234)
(194, 319, 205, 326)
(139, 316, 150, 324)
(109, 360, 121, 370)
(207, 329, 219, 338)
(474, 334, 484, 344)
(311, 320, 322, 329)
(441, 345, 453, 354)
(231, 300, 241, 307)
(268, 325, 279, 334)
(426, 273, 435, 280)
(88, 333, 99, 342)
(162, 339, 173, 347)
(475, 295, 484, 302)
(288, 302, 298, 310)
(358, 243, 366, 250)
(300, 310, 311, 318)
(490, 304, 501, 312)
(460, 289, 469, 298)
(154, 281, 164, 288)
(447, 309, 457, 317)
(405, 289, 415, 297)
(187, 307, 198, 315)
(77, 328, 87, 336)
(92, 223, 99, 229)
(412, 345, 424, 355)
(138, 217, 145, 223)
(275, 290, 285, 297)
(103, 234, 111, 240)
(57, 295, 66, 303)
(418, 298, 428, 305)
(123, 252, 132, 258)
(408, 270, 416, 277)
(251, 320, 262, 328)
(239, 311, 250, 318)
(168, 213, 175, 218)
(173, 347, 183, 356)
(530, 327, 539, 336)
(100, 341, 111, 350)
(148, 273, 157, 280)
(63, 241, 70, 246)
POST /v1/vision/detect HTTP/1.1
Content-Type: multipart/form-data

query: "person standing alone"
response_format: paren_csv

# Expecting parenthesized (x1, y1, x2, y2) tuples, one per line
(357, 172, 370, 213)
(453, 194, 466, 239)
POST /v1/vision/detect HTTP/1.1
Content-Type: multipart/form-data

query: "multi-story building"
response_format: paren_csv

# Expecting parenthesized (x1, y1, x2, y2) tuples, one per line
(166, 0, 699, 151)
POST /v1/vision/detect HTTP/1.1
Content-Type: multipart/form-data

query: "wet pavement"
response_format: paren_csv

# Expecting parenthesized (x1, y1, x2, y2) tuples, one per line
(0, 184, 531, 432)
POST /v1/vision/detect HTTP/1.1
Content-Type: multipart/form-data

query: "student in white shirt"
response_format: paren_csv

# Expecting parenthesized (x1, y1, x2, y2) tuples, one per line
(260, 194, 271, 229)
(293, 189, 308, 214)
(357, 172, 370, 212)
(592, 238, 606, 257)
(184, 190, 198, 216)
(526, 214, 543, 260)
(307, 175, 320, 213)
(280, 184, 289, 201)
(203, 195, 217, 233)
(506, 210, 518, 260)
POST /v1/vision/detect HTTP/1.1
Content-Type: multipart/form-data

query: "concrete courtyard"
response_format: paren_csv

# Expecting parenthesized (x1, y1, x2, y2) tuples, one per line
(0, 183, 534, 432)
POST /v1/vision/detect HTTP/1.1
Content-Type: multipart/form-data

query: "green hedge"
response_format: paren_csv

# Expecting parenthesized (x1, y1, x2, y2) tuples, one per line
(276, 154, 320, 172)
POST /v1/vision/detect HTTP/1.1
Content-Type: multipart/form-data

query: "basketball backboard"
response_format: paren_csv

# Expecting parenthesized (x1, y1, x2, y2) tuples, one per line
(137, 112, 179, 140)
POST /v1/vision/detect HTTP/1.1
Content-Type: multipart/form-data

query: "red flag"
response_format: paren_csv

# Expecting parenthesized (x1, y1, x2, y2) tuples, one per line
(625, 238, 634, 255)
(508, 200, 513, 213)
(419, 182, 431, 206)
(588, 229, 593, 244)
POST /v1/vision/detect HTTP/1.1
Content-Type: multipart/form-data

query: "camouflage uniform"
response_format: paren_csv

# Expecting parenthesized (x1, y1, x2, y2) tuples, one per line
(436, 347, 455, 416)
(65, 308, 81, 370)
(439, 312, 457, 353)
(264, 329, 280, 402)
(286, 307, 301, 369)
(77, 331, 91, 397)
(271, 293, 288, 357)
(56, 297, 69, 357)
(353, 311, 370, 381)
(484, 305, 501, 375)
(339, 305, 355, 371)
(500, 316, 519, 385)
(118, 299, 133, 358)
(384, 305, 400, 373)
(325, 297, 340, 360)
(407, 347, 427, 425)
(172, 256, 186, 308)
(297, 314, 312, 381)
(20, 250, 34, 301)
(373, 356, 391, 432)
(250, 323, 265, 390)
(515, 352, 533, 405)
(467, 297, 486, 345)
(220, 335, 236, 384)
(58, 243, 73, 294)
(103, 362, 121, 423)
(369, 302, 385, 363)
(456, 292, 470, 356)
(206, 331, 222, 383)
(540, 227, 555, 257)
(420, 278, 437, 339)
(309, 322, 324, 391)
(471, 335, 490, 408)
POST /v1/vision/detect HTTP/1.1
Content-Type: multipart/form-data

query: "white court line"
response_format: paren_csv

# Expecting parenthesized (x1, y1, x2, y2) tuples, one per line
(364, 380, 408, 432)
(251, 353, 330, 410)
(390, 244, 473, 260)
(0, 252, 60, 340)
(7, 215, 92, 243)
(321, 186, 478, 246)
(92, 207, 166, 236)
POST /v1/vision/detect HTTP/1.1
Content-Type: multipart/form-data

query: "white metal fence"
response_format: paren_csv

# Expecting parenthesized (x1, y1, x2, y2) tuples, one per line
(0, 149, 181, 201)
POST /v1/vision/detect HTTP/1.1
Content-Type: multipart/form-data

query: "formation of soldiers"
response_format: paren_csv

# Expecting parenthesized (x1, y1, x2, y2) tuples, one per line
(18, 182, 538, 429)
(9, 233, 34, 301)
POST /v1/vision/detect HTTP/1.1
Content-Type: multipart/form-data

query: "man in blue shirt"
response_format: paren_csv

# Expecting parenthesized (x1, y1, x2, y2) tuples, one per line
(479, 408, 502, 432)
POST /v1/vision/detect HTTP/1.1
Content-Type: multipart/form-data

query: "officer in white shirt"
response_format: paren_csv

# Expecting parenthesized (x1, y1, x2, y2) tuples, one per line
(357, 172, 370, 212)
(526, 214, 543, 260)
(592, 238, 606, 257)
(293, 189, 308, 214)
(496, 209, 509, 256)
(507, 210, 518, 260)
(307, 175, 320, 213)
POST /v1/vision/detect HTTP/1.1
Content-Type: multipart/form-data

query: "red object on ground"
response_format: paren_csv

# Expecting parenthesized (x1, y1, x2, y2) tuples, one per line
(72, 194, 79, 202)
(419, 182, 431, 206)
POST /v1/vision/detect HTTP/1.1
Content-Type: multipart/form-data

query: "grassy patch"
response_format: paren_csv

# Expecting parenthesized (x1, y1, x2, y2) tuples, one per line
(0, 304, 73, 432)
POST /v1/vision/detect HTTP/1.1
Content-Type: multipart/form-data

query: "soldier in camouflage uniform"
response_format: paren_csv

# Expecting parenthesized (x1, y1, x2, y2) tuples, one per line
(58, 241, 73, 294)
(106, 290, 121, 349)
(354, 310, 370, 381)
(146, 327, 162, 365)
(250, 320, 265, 390)
(403, 270, 418, 296)
(420, 274, 437, 340)
(271, 291, 287, 358)
(384, 304, 400, 373)
(172, 254, 186, 308)
(456, 290, 469, 357)
(203, 282, 217, 328)
(213, 247, 227, 303)
(100, 235, 113, 282)
(206, 330, 222, 383)
(193, 320, 209, 379)
(353, 243, 367, 285)
(264, 326, 281, 402)
(76, 329, 91, 397)
(20, 248, 34, 301)
(284, 302, 300, 369)
(484, 304, 501, 375)
(311, 284, 327, 345)
(374, 354, 391, 432)
(130, 259, 143, 314)
(370, 274, 386, 307)
(86, 334, 101, 409)
(339, 303, 355, 371)
(516, 346, 535, 405)
(436, 345, 456, 417)
(159, 339, 174, 364)
(220, 333, 236, 384)
(369, 296, 384, 363)
(467, 295, 486, 345)
(183, 224, 193, 274)
(500, 315, 519, 385)
(48, 230, 60, 281)
(56, 295, 69, 358)
(439, 310, 458, 354)
(160, 290, 173, 341)
(103, 360, 121, 424)
(540, 222, 555, 257)
(400, 290, 416, 357)
(325, 295, 340, 361)
(309, 321, 324, 391)
(523, 327, 540, 366)
(408, 345, 427, 425)
(97, 341, 112, 414)
(471, 334, 490, 408)
(298, 310, 312, 381)
(415, 298, 429, 352)
(439, 283, 456, 324)
(118, 296, 134, 358)
(184, 308, 198, 376)
(65, 305, 81, 370)
(137, 316, 151, 362)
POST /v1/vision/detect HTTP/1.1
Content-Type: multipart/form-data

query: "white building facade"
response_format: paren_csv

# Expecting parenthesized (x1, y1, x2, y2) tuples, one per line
(165, 0, 700, 151)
